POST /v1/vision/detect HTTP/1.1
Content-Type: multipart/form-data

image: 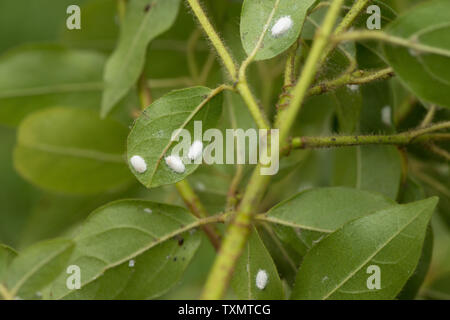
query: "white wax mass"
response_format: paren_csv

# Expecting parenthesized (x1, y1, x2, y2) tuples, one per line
(255, 269, 268, 290)
(130, 155, 147, 173)
(165, 155, 185, 173)
(271, 16, 293, 37)
(144, 208, 152, 214)
(128, 259, 135, 267)
(347, 84, 359, 91)
(381, 105, 392, 125)
(188, 140, 203, 160)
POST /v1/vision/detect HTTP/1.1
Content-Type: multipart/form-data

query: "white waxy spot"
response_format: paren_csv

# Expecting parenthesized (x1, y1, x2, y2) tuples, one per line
(130, 155, 147, 173)
(409, 48, 419, 57)
(347, 84, 359, 92)
(165, 155, 185, 173)
(255, 269, 268, 290)
(144, 208, 152, 214)
(322, 276, 329, 283)
(271, 16, 293, 37)
(196, 182, 206, 191)
(381, 105, 391, 125)
(128, 259, 135, 267)
(188, 140, 203, 160)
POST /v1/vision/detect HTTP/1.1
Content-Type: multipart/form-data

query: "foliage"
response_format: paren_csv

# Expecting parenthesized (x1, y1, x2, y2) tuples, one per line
(0, 0, 449, 300)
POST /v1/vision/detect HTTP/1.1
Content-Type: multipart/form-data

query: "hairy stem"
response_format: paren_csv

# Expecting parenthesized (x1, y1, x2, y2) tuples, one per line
(282, 131, 450, 154)
(186, 0, 237, 80)
(333, 30, 450, 58)
(307, 67, 394, 96)
(276, 0, 346, 144)
(201, 0, 346, 300)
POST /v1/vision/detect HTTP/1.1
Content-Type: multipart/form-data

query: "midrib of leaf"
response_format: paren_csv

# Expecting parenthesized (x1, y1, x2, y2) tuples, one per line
(110, 5, 154, 82)
(246, 243, 252, 299)
(20, 141, 125, 163)
(0, 82, 103, 98)
(10, 243, 72, 296)
(147, 90, 218, 185)
(113, 241, 177, 299)
(249, 0, 281, 55)
(56, 218, 205, 299)
(321, 206, 429, 300)
(257, 215, 333, 233)
(261, 223, 297, 272)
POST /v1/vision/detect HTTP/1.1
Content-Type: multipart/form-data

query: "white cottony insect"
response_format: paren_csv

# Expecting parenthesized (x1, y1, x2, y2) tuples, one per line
(144, 208, 152, 214)
(130, 155, 147, 173)
(255, 269, 268, 290)
(188, 140, 203, 160)
(381, 105, 392, 125)
(347, 84, 359, 92)
(128, 259, 135, 268)
(271, 16, 293, 37)
(165, 155, 185, 173)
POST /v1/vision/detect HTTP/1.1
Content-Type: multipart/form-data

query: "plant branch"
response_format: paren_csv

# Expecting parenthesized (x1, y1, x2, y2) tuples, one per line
(420, 105, 437, 128)
(307, 67, 394, 96)
(0, 284, 13, 300)
(333, 30, 450, 58)
(276, 0, 346, 145)
(175, 180, 222, 251)
(333, 0, 370, 35)
(201, 0, 346, 300)
(186, 0, 237, 81)
(282, 131, 450, 154)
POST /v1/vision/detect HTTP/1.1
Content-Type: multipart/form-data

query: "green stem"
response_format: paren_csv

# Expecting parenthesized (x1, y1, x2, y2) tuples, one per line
(186, 0, 237, 81)
(333, 0, 370, 35)
(0, 284, 13, 300)
(333, 30, 450, 58)
(201, 0, 346, 300)
(175, 180, 222, 251)
(420, 105, 437, 128)
(307, 67, 394, 96)
(282, 132, 450, 154)
(276, 0, 346, 145)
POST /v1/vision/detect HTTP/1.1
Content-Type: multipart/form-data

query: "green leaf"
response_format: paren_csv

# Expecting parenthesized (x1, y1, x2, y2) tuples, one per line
(5, 238, 74, 298)
(383, 0, 450, 108)
(332, 145, 403, 200)
(397, 226, 433, 299)
(240, 0, 317, 61)
(0, 45, 105, 126)
(127, 87, 223, 188)
(50, 200, 202, 299)
(291, 197, 438, 300)
(14, 107, 133, 195)
(265, 187, 395, 233)
(0, 244, 17, 281)
(101, 0, 181, 116)
(231, 228, 284, 299)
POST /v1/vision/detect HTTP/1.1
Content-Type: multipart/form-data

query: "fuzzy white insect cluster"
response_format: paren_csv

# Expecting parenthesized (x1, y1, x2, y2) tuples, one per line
(130, 155, 147, 173)
(144, 208, 152, 214)
(165, 155, 186, 173)
(128, 259, 135, 268)
(271, 16, 293, 37)
(188, 140, 203, 160)
(255, 269, 268, 290)
(347, 84, 359, 92)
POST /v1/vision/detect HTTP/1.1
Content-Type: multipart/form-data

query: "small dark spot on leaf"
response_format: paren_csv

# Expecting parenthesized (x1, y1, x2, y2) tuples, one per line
(173, 257, 177, 262)
(178, 238, 184, 246)
(144, 3, 153, 12)
(331, 138, 336, 141)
